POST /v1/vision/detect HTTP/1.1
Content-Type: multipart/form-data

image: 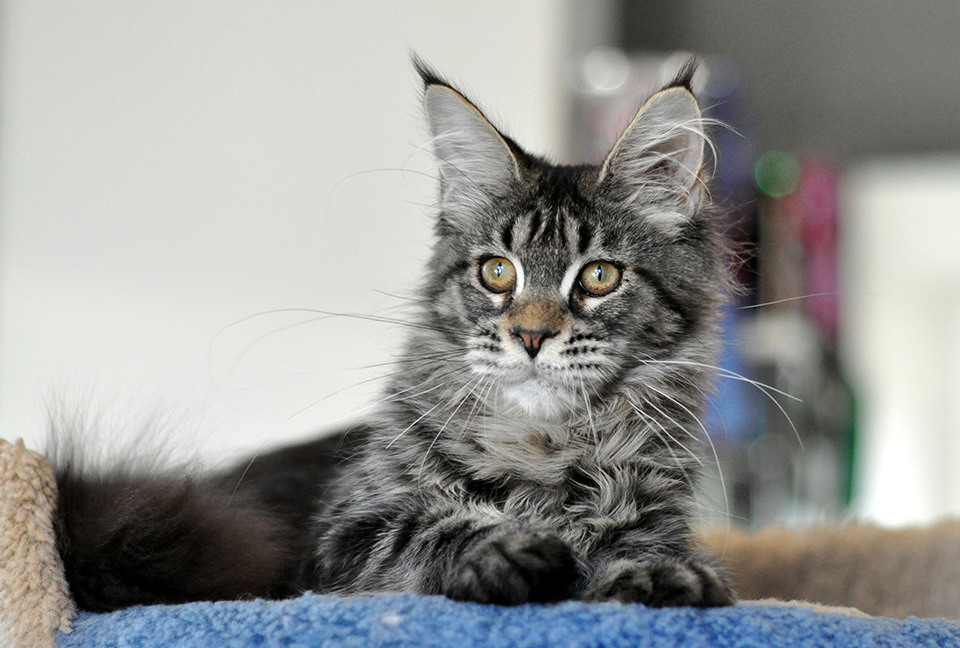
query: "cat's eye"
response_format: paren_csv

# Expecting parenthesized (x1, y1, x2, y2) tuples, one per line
(479, 257, 517, 293)
(578, 261, 621, 297)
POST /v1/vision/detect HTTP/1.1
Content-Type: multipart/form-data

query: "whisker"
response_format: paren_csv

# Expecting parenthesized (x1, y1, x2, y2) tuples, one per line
(387, 399, 444, 449)
(382, 369, 476, 448)
(645, 383, 729, 522)
(225, 454, 258, 505)
(630, 396, 703, 467)
(416, 375, 484, 484)
(576, 373, 600, 461)
(635, 355, 802, 403)
(212, 307, 463, 345)
(288, 362, 471, 423)
(348, 349, 464, 372)
(635, 355, 804, 448)
(738, 292, 839, 310)
(371, 289, 427, 304)
(325, 166, 447, 219)
(457, 376, 493, 441)
(223, 314, 338, 382)
(208, 307, 466, 390)
(627, 397, 696, 486)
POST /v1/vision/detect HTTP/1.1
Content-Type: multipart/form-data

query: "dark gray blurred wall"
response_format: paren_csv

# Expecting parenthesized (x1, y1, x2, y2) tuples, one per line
(620, 1, 960, 158)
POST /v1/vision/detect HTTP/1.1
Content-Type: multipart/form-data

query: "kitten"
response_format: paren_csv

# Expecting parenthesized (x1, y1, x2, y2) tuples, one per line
(54, 59, 734, 611)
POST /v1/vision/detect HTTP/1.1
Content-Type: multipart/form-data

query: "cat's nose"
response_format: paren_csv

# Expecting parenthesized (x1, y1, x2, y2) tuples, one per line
(512, 327, 557, 359)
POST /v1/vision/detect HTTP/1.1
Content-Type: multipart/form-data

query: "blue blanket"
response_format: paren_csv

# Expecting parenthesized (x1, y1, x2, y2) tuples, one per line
(57, 593, 960, 648)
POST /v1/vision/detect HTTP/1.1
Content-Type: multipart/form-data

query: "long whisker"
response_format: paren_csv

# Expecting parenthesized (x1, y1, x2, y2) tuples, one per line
(457, 376, 493, 441)
(288, 362, 471, 423)
(631, 396, 703, 467)
(387, 399, 444, 449)
(371, 289, 427, 304)
(210, 309, 464, 365)
(417, 375, 484, 485)
(645, 383, 729, 522)
(221, 314, 338, 382)
(577, 373, 600, 461)
(635, 356, 802, 403)
(627, 397, 696, 486)
(348, 349, 465, 372)
(383, 369, 477, 448)
(738, 292, 839, 310)
(208, 307, 466, 393)
(635, 355, 804, 448)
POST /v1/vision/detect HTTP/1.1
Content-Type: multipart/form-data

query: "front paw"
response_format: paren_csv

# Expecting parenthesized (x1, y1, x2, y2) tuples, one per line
(442, 530, 578, 605)
(585, 557, 733, 607)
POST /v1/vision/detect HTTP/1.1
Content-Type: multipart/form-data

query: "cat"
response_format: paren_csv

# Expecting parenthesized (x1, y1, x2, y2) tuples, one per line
(53, 58, 735, 611)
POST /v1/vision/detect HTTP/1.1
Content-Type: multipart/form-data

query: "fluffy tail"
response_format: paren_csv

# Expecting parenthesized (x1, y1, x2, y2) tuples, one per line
(52, 430, 352, 611)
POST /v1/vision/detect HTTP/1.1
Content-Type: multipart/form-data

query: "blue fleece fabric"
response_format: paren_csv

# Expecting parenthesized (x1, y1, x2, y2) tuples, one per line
(58, 593, 960, 648)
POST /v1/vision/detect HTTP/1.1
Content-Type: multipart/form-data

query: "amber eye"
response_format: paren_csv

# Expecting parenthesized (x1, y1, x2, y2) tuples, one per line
(479, 257, 517, 293)
(578, 260, 621, 297)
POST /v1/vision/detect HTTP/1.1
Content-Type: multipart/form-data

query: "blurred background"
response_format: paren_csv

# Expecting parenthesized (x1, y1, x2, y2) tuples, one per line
(2, 1, 958, 529)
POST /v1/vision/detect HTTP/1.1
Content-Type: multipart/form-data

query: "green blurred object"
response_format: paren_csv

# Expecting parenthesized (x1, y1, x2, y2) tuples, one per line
(754, 150, 801, 198)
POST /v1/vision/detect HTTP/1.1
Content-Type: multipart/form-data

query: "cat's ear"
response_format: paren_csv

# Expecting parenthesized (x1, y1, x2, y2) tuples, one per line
(598, 71, 707, 223)
(417, 61, 521, 211)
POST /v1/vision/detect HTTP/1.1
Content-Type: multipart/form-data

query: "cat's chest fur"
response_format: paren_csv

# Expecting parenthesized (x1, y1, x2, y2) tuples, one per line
(443, 393, 648, 484)
(429, 393, 682, 548)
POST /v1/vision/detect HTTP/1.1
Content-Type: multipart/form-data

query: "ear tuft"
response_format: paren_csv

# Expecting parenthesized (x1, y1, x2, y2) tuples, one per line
(598, 74, 707, 224)
(419, 61, 521, 212)
(412, 54, 448, 91)
(664, 56, 700, 93)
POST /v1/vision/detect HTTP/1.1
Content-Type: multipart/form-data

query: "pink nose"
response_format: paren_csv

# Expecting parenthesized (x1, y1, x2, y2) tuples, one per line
(513, 327, 557, 359)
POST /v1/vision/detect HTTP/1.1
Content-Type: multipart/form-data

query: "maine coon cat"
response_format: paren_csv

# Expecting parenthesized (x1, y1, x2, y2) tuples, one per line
(54, 59, 734, 611)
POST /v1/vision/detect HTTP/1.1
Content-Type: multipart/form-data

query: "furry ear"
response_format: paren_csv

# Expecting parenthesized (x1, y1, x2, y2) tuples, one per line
(599, 76, 706, 222)
(418, 63, 521, 211)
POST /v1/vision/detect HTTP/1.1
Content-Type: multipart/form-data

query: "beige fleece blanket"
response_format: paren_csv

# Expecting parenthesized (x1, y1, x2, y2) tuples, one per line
(0, 438, 75, 648)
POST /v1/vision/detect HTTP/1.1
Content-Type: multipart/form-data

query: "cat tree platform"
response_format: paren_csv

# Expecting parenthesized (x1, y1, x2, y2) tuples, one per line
(2, 437, 958, 648)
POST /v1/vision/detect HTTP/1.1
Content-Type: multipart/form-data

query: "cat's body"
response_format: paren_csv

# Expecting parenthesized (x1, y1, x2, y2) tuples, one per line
(54, 60, 734, 611)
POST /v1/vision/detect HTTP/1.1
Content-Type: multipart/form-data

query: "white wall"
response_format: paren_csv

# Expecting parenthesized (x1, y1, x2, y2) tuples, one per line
(0, 1, 571, 462)
(842, 157, 960, 525)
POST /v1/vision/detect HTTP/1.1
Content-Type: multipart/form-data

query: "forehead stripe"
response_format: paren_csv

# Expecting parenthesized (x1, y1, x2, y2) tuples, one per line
(556, 210, 570, 249)
(526, 209, 542, 246)
(501, 218, 514, 250)
(577, 220, 593, 255)
(633, 266, 696, 335)
(538, 208, 557, 243)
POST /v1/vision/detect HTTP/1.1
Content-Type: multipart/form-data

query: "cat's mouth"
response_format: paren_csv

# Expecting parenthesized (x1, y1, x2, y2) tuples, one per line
(497, 357, 560, 386)
(485, 359, 603, 421)
(467, 332, 614, 419)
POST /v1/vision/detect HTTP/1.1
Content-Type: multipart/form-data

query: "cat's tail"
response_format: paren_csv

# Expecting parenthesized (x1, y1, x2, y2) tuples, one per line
(52, 459, 302, 611)
(50, 428, 352, 612)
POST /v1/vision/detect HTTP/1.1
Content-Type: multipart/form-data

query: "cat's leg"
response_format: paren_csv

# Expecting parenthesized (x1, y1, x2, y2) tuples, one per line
(316, 505, 580, 605)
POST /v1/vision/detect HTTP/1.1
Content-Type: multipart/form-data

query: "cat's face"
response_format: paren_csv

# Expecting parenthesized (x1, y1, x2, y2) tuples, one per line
(418, 64, 724, 421)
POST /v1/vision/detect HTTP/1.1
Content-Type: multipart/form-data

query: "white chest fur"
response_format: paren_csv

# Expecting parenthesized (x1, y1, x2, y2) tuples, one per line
(448, 395, 653, 485)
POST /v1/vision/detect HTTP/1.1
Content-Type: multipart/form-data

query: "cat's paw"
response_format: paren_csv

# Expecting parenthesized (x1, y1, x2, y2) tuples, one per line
(442, 530, 578, 605)
(584, 557, 733, 607)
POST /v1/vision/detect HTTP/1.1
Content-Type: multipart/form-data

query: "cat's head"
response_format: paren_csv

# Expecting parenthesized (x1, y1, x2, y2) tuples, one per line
(415, 59, 725, 421)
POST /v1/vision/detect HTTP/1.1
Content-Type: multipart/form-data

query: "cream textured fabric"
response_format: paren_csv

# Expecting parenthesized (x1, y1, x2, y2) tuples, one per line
(0, 438, 75, 648)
